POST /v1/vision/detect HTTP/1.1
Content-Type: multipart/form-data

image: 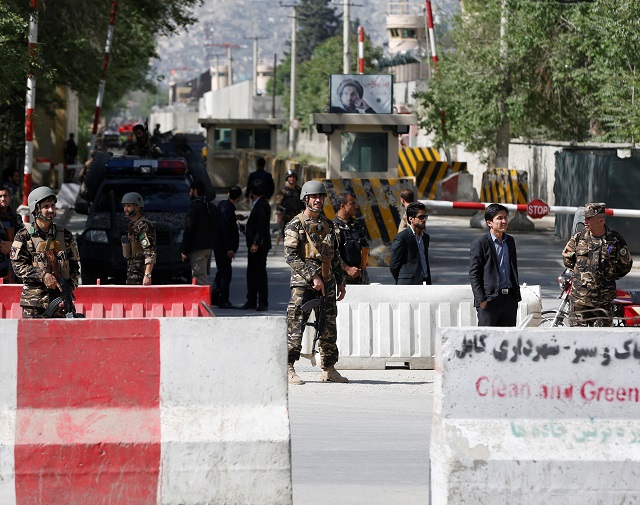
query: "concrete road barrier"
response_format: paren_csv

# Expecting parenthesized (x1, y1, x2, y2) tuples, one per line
(431, 327, 640, 504)
(0, 317, 291, 505)
(302, 284, 541, 370)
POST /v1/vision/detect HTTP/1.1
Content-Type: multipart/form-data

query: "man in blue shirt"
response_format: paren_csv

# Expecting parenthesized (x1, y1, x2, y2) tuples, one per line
(469, 203, 521, 326)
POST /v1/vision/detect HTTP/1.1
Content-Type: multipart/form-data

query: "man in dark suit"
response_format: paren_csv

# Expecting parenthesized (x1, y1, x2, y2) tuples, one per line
(240, 179, 272, 311)
(389, 202, 432, 285)
(469, 203, 521, 326)
(212, 186, 243, 308)
(245, 157, 275, 201)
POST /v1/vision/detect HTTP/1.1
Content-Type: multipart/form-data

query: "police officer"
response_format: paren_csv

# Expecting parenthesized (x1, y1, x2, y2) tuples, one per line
(275, 169, 304, 237)
(562, 202, 633, 326)
(284, 180, 348, 385)
(333, 192, 370, 285)
(125, 124, 162, 157)
(121, 192, 156, 285)
(10, 187, 80, 318)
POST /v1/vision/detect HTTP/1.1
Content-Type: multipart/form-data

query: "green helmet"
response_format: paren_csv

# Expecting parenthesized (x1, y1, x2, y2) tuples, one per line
(300, 180, 326, 200)
(121, 192, 144, 208)
(28, 187, 57, 215)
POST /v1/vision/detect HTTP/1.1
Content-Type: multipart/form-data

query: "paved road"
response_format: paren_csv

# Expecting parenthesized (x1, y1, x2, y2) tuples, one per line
(62, 209, 640, 504)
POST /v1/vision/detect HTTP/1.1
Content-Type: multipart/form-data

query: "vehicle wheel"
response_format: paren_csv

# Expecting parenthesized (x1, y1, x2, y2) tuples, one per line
(539, 310, 567, 327)
(79, 151, 112, 202)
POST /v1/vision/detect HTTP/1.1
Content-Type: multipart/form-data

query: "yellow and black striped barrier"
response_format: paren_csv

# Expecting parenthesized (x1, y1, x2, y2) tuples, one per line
(322, 178, 414, 266)
(479, 168, 528, 204)
(398, 147, 466, 200)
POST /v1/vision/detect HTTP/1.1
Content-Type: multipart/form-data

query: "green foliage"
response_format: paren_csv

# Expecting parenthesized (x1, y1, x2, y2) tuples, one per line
(417, 0, 640, 158)
(297, 0, 342, 62)
(0, 0, 200, 170)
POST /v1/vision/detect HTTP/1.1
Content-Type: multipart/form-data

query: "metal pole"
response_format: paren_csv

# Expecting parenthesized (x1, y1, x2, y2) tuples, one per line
(271, 53, 277, 118)
(358, 26, 365, 74)
(227, 46, 233, 86)
(22, 0, 38, 215)
(90, 0, 118, 152)
(425, 0, 438, 68)
(289, 5, 297, 157)
(253, 36, 258, 96)
(343, 0, 350, 74)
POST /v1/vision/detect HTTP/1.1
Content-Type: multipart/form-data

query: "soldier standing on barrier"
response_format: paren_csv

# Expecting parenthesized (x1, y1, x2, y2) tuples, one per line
(275, 168, 304, 242)
(284, 180, 348, 385)
(10, 187, 80, 318)
(562, 202, 633, 326)
(333, 192, 370, 285)
(121, 192, 156, 285)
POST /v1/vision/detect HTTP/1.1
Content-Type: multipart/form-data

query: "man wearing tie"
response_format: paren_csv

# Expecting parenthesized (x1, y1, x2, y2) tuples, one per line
(389, 202, 432, 285)
(469, 203, 521, 326)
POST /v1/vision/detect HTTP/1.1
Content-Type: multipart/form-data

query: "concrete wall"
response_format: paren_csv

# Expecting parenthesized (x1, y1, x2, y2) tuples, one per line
(432, 326, 640, 504)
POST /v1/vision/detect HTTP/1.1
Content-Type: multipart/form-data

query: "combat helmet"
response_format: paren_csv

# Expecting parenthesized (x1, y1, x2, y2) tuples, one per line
(121, 192, 144, 208)
(286, 169, 298, 179)
(28, 186, 57, 216)
(300, 180, 326, 200)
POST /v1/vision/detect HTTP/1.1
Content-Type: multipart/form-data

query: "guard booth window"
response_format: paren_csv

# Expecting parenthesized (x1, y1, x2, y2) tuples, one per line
(340, 132, 388, 172)
(214, 128, 232, 150)
(237, 128, 271, 150)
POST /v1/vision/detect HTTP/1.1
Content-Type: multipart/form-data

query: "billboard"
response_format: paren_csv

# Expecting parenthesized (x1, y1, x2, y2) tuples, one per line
(329, 74, 393, 114)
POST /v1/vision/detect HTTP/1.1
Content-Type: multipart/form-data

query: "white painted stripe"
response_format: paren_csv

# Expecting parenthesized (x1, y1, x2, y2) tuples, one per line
(0, 319, 18, 505)
(15, 408, 159, 444)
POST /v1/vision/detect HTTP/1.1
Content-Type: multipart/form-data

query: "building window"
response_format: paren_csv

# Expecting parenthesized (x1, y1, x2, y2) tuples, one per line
(255, 129, 271, 150)
(340, 132, 388, 172)
(214, 128, 232, 150)
(237, 129, 253, 149)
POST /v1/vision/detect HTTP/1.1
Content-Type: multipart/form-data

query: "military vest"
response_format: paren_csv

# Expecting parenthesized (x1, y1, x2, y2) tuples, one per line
(26, 225, 70, 279)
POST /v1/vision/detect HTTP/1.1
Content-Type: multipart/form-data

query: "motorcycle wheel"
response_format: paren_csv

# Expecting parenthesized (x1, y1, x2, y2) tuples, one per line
(539, 310, 567, 327)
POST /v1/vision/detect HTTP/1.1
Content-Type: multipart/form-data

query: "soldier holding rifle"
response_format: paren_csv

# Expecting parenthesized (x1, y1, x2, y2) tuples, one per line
(283, 180, 348, 385)
(10, 187, 80, 318)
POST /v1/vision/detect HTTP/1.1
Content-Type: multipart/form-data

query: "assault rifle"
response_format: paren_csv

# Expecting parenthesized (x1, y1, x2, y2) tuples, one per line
(300, 293, 327, 367)
(41, 241, 84, 318)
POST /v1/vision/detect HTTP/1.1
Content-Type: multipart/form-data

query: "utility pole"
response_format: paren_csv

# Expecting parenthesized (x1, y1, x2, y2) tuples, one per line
(281, 2, 298, 157)
(246, 34, 269, 96)
(496, 0, 510, 168)
(205, 43, 242, 87)
(341, 0, 363, 74)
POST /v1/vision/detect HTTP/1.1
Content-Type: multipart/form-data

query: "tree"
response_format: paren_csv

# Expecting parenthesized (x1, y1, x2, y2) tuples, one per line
(416, 0, 640, 163)
(296, 0, 342, 62)
(0, 0, 201, 170)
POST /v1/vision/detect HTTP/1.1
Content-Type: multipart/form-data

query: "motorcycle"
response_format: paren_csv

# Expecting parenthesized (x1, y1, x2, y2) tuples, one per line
(540, 269, 640, 327)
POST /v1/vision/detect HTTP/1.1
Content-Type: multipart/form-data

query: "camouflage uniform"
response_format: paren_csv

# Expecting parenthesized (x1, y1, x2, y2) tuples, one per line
(562, 225, 632, 326)
(275, 184, 303, 233)
(125, 138, 162, 157)
(123, 217, 156, 284)
(10, 223, 80, 318)
(284, 212, 345, 367)
(333, 214, 370, 285)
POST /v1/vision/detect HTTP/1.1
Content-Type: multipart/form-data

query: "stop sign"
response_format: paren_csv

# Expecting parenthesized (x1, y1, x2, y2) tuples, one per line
(527, 199, 550, 219)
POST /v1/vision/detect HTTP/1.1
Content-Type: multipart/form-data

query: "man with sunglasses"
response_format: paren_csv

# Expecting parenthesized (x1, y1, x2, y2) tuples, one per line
(389, 202, 432, 285)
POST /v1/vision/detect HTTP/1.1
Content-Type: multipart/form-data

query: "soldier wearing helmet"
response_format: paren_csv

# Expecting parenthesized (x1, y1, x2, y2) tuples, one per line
(121, 192, 156, 285)
(10, 187, 80, 318)
(274, 168, 304, 239)
(283, 180, 348, 385)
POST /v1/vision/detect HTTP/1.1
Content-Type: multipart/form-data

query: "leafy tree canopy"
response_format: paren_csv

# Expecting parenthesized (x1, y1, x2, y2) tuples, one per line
(296, 0, 342, 62)
(417, 0, 640, 161)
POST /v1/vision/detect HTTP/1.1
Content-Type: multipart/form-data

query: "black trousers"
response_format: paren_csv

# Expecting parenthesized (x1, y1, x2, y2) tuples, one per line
(212, 248, 233, 304)
(476, 293, 519, 327)
(246, 248, 269, 306)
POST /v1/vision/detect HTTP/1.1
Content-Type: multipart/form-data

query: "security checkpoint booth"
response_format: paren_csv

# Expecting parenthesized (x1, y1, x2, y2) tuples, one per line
(198, 118, 283, 191)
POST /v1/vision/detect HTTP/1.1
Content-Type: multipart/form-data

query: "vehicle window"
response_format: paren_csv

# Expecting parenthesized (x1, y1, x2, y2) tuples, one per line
(96, 182, 190, 213)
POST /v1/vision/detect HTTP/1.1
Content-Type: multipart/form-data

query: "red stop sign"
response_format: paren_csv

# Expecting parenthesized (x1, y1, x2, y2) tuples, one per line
(527, 199, 550, 219)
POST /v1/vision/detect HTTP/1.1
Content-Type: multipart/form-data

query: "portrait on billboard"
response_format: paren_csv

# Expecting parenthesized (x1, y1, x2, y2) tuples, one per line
(329, 74, 393, 114)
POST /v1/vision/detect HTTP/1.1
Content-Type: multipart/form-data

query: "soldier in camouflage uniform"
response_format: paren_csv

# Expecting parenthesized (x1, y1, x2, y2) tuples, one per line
(121, 192, 156, 285)
(333, 192, 370, 285)
(562, 202, 633, 326)
(275, 169, 304, 237)
(10, 187, 80, 318)
(125, 124, 162, 157)
(284, 180, 348, 385)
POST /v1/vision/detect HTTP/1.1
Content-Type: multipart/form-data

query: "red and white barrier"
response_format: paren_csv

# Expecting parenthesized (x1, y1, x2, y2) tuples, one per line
(0, 317, 291, 505)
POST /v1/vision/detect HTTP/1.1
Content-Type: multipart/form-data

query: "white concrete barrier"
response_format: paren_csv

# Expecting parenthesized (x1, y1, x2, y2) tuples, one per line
(431, 327, 640, 504)
(0, 317, 291, 505)
(303, 284, 541, 369)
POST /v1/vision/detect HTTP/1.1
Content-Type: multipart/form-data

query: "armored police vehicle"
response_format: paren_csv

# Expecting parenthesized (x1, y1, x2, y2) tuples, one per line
(76, 157, 192, 285)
